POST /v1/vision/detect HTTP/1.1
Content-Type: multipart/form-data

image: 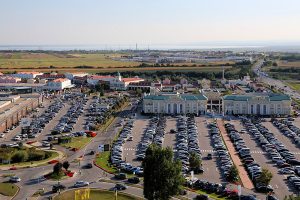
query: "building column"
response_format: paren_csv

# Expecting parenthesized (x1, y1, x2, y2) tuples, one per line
(210, 100, 212, 112)
(218, 100, 221, 113)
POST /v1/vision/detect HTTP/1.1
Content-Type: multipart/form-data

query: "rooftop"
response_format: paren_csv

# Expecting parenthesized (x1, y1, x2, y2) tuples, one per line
(223, 93, 291, 101)
(88, 75, 114, 80)
(17, 72, 42, 75)
(51, 78, 70, 83)
(144, 93, 207, 101)
(122, 77, 144, 82)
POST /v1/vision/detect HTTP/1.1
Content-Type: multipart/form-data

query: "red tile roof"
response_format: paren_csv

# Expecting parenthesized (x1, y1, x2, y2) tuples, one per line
(122, 78, 144, 82)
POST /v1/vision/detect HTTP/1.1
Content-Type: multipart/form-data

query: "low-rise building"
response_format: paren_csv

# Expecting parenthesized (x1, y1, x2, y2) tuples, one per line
(0, 76, 21, 83)
(223, 93, 291, 116)
(87, 73, 144, 90)
(143, 92, 207, 115)
(12, 72, 43, 79)
(36, 73, 65, 80)
(45, 78, 73, 91)
(65, 72, 89, 80)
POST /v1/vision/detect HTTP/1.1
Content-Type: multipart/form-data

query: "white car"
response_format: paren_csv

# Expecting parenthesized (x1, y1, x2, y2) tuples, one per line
(0, 133, 5, 138)
(13, 136, 22, 141)
(74, 181, 89, 188)
(10, 176, 21, 183)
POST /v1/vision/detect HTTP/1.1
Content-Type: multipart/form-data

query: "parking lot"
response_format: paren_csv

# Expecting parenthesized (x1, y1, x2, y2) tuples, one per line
(195, 117, 223, 183)
(101, 109, 300, 199)
(228, 119, 294, 199)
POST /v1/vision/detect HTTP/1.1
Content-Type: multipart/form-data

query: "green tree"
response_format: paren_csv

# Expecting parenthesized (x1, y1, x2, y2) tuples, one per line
(11, 151, 28, 163)
(142, 145, 184, 200)
(227, 165, 239, 182)
(257, 168, 273, 185)
(189, 152, 201, 171)
(53, 162, 63, 175)
(62, 161, 70, 171)
(136, 88, 142, 97)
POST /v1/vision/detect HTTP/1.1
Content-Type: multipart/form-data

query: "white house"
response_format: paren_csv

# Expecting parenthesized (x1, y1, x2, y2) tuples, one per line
(45, 78, 73, 91)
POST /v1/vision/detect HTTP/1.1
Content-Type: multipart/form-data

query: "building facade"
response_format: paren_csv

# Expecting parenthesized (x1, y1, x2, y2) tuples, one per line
(87, 73, 144, 90)
(143, 93, 207, 115)
(45, 78, 73, 91)
(223, 93, 291, 116)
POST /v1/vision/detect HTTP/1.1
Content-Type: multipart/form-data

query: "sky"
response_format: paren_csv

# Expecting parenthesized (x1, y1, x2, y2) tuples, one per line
(1, 0, 300, 46)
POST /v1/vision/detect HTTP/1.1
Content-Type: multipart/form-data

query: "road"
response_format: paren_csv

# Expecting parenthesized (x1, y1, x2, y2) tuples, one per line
(253, 59, 300, 100)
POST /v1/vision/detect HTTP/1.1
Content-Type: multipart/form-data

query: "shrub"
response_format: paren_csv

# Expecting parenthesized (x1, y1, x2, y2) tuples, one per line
(11, 151, 28, 163)
(28, 150, 46, 161)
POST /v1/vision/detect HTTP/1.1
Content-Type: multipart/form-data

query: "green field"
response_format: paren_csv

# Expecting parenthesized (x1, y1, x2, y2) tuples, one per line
(54, 189, 142, 200)
(285, 82, 300, 91)
(0, 183, 19, 196)
(95, 151, 118, 174)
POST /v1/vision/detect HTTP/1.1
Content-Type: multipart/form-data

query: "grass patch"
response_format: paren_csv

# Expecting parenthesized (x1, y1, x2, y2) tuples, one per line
(285, 81, 300, 91)
(54, 189, 142, 200)
(95, 152, 118, 174)
(0, 183, 19, 196)
(61, 137, 92, 149)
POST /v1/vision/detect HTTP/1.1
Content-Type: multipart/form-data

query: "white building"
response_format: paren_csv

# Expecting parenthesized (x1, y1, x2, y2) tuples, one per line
(223, 93, 291, 116)
(45, 78, 73, 91)
(12, 72, 43, 79)
(87, 75, 115, 86)
(87, 73, 144, 90)
(64, 72, 88, 80)
(143, 92, 208, 115)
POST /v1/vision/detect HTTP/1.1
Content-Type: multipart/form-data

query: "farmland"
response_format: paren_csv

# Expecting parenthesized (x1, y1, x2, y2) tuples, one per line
(0, 52, 231, 73)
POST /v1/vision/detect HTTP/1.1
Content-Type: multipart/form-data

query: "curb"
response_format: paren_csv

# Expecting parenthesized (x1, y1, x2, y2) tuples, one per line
(11, 184, 20, 200)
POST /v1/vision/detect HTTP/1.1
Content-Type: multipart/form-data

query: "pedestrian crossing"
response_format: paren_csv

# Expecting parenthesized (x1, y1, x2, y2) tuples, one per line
(200, 149, 215, 153)
(250, 151, 264, 154)
(123, 148, 137, 151)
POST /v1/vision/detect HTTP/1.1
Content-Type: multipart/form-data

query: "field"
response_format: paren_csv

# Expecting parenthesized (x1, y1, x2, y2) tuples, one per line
(54, 189, 142, 200)
(277, 60, 300, 68)
(285, 81, 300, 91)
(0, 52, 231, 73)
(0, 52, 139, 69)
(61, 137, 92, 149)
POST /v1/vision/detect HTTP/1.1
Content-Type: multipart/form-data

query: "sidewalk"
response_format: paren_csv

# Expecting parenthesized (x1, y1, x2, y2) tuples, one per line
(217, 119, 254, 190)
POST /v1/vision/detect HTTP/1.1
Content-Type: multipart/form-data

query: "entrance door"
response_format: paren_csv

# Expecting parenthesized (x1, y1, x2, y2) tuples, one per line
(256, 104, 261, 115)
(173, 103, 177, 114)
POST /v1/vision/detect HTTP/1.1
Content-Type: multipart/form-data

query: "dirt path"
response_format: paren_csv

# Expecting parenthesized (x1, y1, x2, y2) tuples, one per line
(217, 119, 254, 190)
